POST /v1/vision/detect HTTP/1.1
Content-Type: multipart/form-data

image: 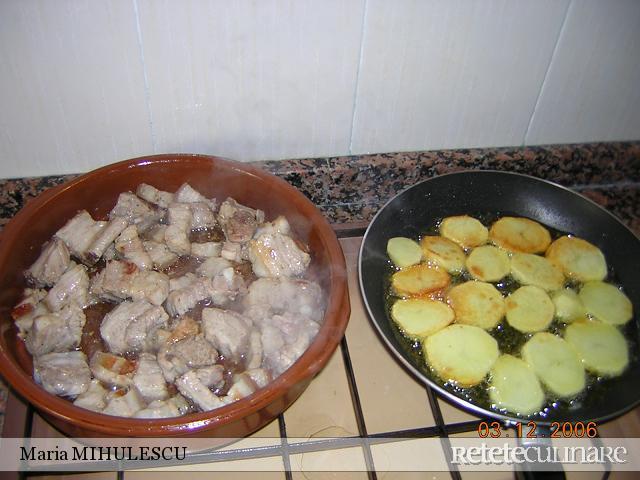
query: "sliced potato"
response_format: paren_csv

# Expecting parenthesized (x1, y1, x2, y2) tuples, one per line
(579, 281, 633, 326)
(545, 236, 607, 282)
(510, 253, 565, 291)
(552, 288, 585, 323)
(439, 215, 488, 248)
(521, 332, 586, 398)
(424, 324, 499, 387)
(489, 354, 545, 415)
(564, 320, 629, 377)
(391, 298, 454, 339)
(505, 286, 555, 333)
(447, 281, 504, 330)
(387, 237, 422, 268)
(489, 217, 551, 253)
(466, 245, 510, 282)
(391, 264, 450, 297)
(420, 236, 466, 272)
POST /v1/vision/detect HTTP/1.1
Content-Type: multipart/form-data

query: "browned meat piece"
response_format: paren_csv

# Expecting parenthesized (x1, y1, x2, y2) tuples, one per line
(54, 210, 105, 260)
(167, 316, 200, 343)
(244, 277, 324, 323)
(25, 239, 70, 287)
(100, 299, 169, 354)
(136, 183, 174, 209)
(86, 217, 129, 264)
(133, 395, 191, 418)
(189, 202, 217, 230)
(73, 379, 107, 412)
(45, 263, 91, 311)
(115, 225, 153, 270)
(102, 388, 145, 417)
(109, 192, 162, 232)
(33, 351, 91, 397)
(90, 351, 136, 387)
(191, 241, 222, 258)
(157, 334, 218, 382)
(175, 367, 225, 411)
(165, 203, 192, 256)
(25, 304, 85, 356)
(248, 229, 310, 277)
(202, 308, 252, 363)
(217, 198, 264, 243)
(133, 353, 168, 402)
(90, 260, 169, 306)
(12, 288, 48, 337)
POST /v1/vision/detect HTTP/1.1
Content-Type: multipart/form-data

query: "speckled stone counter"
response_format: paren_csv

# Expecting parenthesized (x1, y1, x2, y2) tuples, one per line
(0, 141, 638, 430)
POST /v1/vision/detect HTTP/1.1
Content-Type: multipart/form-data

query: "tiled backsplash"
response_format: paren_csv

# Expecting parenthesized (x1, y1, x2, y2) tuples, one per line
(1, 0, 640, 178)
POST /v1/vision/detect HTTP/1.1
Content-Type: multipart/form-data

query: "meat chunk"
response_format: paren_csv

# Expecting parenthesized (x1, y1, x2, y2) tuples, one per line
(109, 191, 161, 231)
(33, 351, 90, 397)
(157, 334, 218, 382)
(175, 183, 215, 209)
(115, 225, 153, 270)
(248, 230, 310, 278)
(45, 263, 90, 311)
(220, 241, 244, 262)
(133, 353, 168, 402)
(90, 260, 169, 306)
(12, 288, 48, 337)
(86, 217, 129, 264)
(217, 198, 264, 243)
(90, 351, 136, 387)
(244, 277, 324, 323)
(191, 241, 222, 259)
(133, 395, 190, 419)
(196, 257, 232, 278)
(224, 372, 257, 402)
(100, 300, 169, 354)
(189, 202, 217, 230)
(25, 239, 70, 287)
(165, 203, 192, 256)
(175, 368, 225, 411)
(254, 215, 292, 237)
(202, 308, 252, 363)
(167, 316, 200, 343)
(54, 211, 104, 260)
(73, 379, 108, 412)
(246, 330, 263, 369)
(136, 183, 174, 209)
(102, 388, 145, 417)
(25, 304, 85, 356)
(143, 240, 178, 269)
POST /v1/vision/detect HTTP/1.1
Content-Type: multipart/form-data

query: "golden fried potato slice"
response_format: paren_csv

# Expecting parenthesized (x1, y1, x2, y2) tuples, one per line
(424, 324, 499, 387)
(564, 320, 629, 377)
(521, 332, 586, 398)
(466, 245, 510, 282)
(439, 215, 488, 248)
(552, 288, 585, 323)
(489, 354, 544, 415)
(579, 281, 633, 326)
(387, 237, 423, 268)
(489, 217, 551, 253)
(545, 236, 607, 282)
(505, 285, 555, 333)
(420, 236, 466, 273)
(391, 264, 450, 297)
(391, 298, 454, 339)
(447, 281, 505, 329)
(510, 253, 565, 291)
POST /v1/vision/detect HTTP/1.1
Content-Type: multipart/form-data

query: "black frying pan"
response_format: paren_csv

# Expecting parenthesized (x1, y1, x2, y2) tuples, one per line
(359, 171, 640, 426)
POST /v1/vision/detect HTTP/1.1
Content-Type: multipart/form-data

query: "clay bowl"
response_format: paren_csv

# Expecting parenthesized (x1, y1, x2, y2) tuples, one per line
(0, 154, 349, 437)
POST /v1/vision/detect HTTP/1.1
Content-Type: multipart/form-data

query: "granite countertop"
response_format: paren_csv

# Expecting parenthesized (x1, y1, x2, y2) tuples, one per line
(0, 141, 638, 434)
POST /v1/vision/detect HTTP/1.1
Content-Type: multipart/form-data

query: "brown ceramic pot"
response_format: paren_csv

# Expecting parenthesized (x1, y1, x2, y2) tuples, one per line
(0, 154, 350, 437)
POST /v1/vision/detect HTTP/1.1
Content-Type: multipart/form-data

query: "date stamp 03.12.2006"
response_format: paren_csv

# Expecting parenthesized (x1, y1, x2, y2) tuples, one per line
(477, 421, 599, 438)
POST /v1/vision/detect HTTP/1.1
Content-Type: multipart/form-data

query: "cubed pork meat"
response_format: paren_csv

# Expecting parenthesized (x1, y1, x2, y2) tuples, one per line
(220, 241, 244, 262)
(33, 351, 90, 397)
(144, 224, 169, 243)
(90, 351, 136, 387)
(100, 299, 169, 354)
(25, 238, 70, 287)
(54, 210, 105, 260)
(109, 191, 162, 231)
(189, 202, 217, 230)
(157, 334, 218, 382)
(167, 316, 200, 343)
(133, 395, 191, 419)
(165, 203, 192, 256)
(115, 225, 153, 270)
(202, 308, 252, 363)
(25, 304, 85, 356)
(143, 240, 178, 269)
(175, 367, 225, 411)
(133, 353, 168, 402)
(224, 372, 257, 402)
(217, 198, 264, 243)
(11, 288, 48, 337)
(86, 217, 129, 265)
(175, 183, 215, 210)
(102, 388, 145, 417)
(45, 263, 91, 311)
(196, 257, 232, 278)
(73, 379, 108, 412)
(244, 277, 324, 323)
(253, 215, 291, 237)
(248, 230, 310, 278)
(191, 241, 222, 258)
(246, 330, 263, 369)
(136, 183, 174, 209)
(90, 260, 169, 306)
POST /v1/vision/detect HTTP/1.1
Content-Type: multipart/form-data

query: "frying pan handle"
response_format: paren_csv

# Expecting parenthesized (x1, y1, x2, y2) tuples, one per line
(512, 424, 566, 480)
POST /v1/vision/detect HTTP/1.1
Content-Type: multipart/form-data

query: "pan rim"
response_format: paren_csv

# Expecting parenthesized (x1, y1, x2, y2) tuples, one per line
(358, 170, 640, 427)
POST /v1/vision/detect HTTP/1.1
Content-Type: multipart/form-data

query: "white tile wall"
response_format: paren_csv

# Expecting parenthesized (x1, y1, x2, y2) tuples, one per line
(0, 0, 638, 179)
